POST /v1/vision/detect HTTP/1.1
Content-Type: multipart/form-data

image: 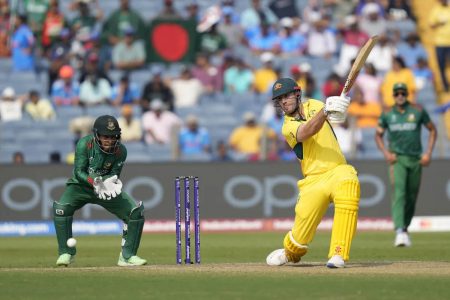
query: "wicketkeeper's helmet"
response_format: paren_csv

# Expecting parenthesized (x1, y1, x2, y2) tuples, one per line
(93, 115, 121, 154)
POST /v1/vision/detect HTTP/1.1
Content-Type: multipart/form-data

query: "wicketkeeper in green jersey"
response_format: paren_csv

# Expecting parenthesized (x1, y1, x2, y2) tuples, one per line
(375, 83, 437, 247)
(54, 115, 147, 267)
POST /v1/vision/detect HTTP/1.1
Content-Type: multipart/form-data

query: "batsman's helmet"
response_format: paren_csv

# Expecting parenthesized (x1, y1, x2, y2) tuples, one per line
(271, 78, 301, 100)
(93, 115, 121, 154)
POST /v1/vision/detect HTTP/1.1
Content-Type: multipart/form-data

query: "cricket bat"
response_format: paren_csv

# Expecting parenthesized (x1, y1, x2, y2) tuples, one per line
(340, 35, 379, 97)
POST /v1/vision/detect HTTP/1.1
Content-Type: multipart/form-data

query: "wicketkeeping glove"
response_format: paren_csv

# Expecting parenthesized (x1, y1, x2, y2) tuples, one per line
(103, 175, 123, 199)
(93, 177, 112, 200)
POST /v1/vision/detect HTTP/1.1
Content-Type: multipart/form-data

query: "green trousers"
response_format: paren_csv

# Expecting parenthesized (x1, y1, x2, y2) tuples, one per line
(54, 183, 138, 255)
(389, 155, 422, 231)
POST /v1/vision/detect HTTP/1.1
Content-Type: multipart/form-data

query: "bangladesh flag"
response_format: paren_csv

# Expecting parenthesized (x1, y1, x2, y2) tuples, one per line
(147, 18, 198, 63)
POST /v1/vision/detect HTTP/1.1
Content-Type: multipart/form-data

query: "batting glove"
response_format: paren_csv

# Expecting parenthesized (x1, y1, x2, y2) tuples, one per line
(325, 96, 351, 114)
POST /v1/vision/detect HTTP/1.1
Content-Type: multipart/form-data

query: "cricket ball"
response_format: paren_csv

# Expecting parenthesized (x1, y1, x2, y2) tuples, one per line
(67, 238, 77, 248)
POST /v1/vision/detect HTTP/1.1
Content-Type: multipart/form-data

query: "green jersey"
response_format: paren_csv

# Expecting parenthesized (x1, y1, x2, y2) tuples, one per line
(378, 102, 431, 157)
(67, 135, 127, 187)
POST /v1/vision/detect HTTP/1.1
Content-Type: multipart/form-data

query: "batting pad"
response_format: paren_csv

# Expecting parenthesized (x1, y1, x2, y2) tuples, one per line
(329, 179, 360, 261)
(283, 231, 308, 263)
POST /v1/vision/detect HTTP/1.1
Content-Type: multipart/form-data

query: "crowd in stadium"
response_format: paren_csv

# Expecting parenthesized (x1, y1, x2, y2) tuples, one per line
(0, 0, 447, 164)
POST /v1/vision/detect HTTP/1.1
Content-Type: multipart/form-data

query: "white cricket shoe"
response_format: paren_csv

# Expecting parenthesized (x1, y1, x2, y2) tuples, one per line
(395, 232, 411, 247)
(326, 255, 345, 268)
(266, 249, 289, 266)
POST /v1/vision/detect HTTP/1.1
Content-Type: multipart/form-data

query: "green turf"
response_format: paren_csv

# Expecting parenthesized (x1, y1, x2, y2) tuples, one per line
(1, 231, 450, 299)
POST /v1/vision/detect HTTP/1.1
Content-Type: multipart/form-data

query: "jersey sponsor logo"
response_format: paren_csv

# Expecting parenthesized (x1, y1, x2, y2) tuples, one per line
(55, 209, 64, 215)
(274, 83, 282, 90)
(407, 113, 416, 122)
(388, 123, 417, 131)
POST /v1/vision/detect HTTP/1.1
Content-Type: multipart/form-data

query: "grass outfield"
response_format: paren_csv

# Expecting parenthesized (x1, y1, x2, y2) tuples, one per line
(1, 231, 450, 299)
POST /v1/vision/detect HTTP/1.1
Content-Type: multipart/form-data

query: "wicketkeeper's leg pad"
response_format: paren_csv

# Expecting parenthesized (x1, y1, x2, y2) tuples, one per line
(283, 231, 308, 263)
(53, 202, 76, 255)
(329, 179, 360, 261)
(122, 202, 145, 259)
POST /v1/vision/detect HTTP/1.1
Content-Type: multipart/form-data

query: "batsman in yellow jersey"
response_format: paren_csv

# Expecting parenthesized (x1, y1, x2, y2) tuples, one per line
(266, 78, 360, 268)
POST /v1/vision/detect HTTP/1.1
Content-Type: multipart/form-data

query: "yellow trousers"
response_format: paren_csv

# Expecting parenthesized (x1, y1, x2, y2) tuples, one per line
(288, 164, 360, 261)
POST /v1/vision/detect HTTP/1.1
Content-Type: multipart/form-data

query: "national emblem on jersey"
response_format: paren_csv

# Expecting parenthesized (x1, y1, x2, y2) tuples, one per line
(104, 162, 112, 169)
(407, 114, 415, 122)
(107, 119, 116, 131)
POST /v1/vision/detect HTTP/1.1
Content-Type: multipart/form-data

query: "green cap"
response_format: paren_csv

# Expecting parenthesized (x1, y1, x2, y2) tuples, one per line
(393, 82, 408, 92)
(272, 78, 301, 100)
(93, 115, 121, 136)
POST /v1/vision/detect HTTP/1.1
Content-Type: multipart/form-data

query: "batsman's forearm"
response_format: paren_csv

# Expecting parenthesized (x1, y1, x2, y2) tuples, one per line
(296, 109, 327, 142)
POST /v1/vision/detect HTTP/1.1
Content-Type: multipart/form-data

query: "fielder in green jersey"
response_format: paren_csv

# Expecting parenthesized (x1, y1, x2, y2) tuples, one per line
(54, 115, 147, 267)
(375, 83, 437, 247)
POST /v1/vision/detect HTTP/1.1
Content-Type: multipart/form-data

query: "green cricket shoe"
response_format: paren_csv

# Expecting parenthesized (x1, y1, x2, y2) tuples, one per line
(117, 252, 147, 267)
(56, 253, 74, 267)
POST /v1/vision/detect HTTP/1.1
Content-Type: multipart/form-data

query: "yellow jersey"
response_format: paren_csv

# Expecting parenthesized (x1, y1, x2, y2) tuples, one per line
(282, 99, 346, 177)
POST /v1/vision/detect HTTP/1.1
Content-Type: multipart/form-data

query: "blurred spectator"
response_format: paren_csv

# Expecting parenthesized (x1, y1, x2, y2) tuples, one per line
(19, 0, 50, 44)
(69, 116, 94, 137)
(355, 0, 386, 17)
(413, 57, 433, 90)
(79, 51, 112, 85)
(70, 0, 103, 43)
(306, 18, 336, 58)
(386, 0, 415, 21)
(240, 0, 277, 38)
(248, 22, 278, 54)
(366, 34, 396, 74)
(265, 108, 284, 137)
(429, 0, 450, 92)
(332, 119, 362, 157)
(141, 99, 182, 145)
(79, 72, 112, 106)
(268, 0, 299, 19)
(51, 65, 80, 106)
(334, 15, 369, 78)
(217, 6, 243, 50)
(158, 0, 181, 19)
(169, 67, 203, 109)
(253, 52, 277, 94)
(278, 140, 296, 161)
(396, 32, 427, 69)
(184, 2, 200, 22)
(303, 74, 322, 99)
(213, 140, 232, 161)
(24, 90, 56, 121)
(347, 86, 382, 128)
(11, 14, 35, 71)
(41, 0, 66, 50)
(0, 87, 23, 122)
(224, 58, 254, 94)
(13, 151, 25, 164)
(112, 27, 146, 71)
(198, 22, 227, 56)
(322, 73, 343, 98)
(191, 53, 222, 93)
(111, 74, 140, 106)
(178, 115, 211, 157)
(381, 56, 416, 107)
(0, 0, 11, 57)
(276, 17, 307, 55)
(229, 111, 276, 159)
(355, 63, 382, 104)
(117, 104, 142, 142)
(359, 2, 388, 37)
(101, 0, 147, 46)
(141, 70, 174, 111)
(49, 151, 61, 163)
(291, 62, 312, 91)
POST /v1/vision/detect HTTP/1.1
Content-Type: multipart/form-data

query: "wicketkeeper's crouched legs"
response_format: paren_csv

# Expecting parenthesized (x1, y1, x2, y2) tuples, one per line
(121, 202, 145, 259)
(53, 201, 76, 256)
(329, 179, 360, 261)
